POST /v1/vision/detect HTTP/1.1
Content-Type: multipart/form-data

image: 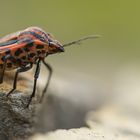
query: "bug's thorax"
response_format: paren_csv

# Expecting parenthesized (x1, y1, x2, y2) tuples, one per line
(18, 27, 64, 56)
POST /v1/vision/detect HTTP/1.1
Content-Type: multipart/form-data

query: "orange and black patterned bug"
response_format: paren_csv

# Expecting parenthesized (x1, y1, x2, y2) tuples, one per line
(0, 27, 99, 107)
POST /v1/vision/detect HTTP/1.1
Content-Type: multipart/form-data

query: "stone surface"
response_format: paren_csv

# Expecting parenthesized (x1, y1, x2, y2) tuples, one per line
(29, 128, 107, 140)
(29, 105, 140, 140)
(2, 69, 140, 140)
(35, 73, 107, 132)
(0, 71, 39, 140)
(29, 126, 140, 140)
(86, 105, 140, 140)
(0, 92, 37, 140)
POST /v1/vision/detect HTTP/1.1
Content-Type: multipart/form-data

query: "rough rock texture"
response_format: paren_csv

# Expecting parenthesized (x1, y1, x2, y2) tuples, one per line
(0, 92, 37, 140)
(0, 71, 39, 140)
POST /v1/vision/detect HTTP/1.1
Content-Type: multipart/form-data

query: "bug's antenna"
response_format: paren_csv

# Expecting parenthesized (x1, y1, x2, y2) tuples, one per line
(63, 35, 101, 47)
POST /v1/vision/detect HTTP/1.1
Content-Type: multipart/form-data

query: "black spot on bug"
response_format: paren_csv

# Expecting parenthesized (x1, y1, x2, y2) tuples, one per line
(26, 42, 34, 47)
(37, 51, 41, 54)
(36, 45, 44, 49)
(27, 57, 30, 60)
(10, 56, 16, 63)
(16, 58, 21, 65)
(7, 63, 12, 68)
(41, 50, 46, 54)
(1, 56, 5, 62)
(0, 64, 3, 68)
(29, 53, 36, 58)
(15, 48, 23, 56)
(24, 47, 30, 52)
(5, 49, 11, 55)
(24, 42, 34, 52)
(21, 56, 26, 60)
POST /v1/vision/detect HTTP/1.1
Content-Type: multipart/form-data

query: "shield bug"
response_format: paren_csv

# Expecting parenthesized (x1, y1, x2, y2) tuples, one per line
(0, 27, 100, 107)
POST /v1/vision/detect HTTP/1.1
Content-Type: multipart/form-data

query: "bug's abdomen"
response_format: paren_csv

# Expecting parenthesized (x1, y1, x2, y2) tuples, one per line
(0, 48, 29, 70)
(0, 42, 47, 70)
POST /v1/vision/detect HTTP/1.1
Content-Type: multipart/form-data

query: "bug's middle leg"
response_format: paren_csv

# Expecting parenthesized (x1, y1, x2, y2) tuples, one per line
(26, 59, 41, 107)
(39, 59, 52, 102)
(0, 55, 10, 84)
(0, 61, 7, 84)
(6, 63, 33, 97)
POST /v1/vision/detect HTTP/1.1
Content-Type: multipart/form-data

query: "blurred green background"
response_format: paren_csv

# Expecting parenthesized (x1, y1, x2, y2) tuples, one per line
(1, 1, 140, 134)
(0, 0, 140, 78)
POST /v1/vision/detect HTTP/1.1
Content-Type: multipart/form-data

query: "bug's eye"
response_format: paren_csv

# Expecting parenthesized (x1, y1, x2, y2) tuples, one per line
(48, 41, 51, 46)
(49, 41, 64, 52)
(48, 42, 55, 47)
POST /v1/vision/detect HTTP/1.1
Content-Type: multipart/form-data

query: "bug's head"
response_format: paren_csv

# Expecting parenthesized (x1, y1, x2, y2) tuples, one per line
(46, 33, 64, 55)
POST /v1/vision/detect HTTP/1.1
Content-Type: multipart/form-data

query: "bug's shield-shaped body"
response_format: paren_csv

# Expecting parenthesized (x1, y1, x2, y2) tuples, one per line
(0, 27, 64, 107)
(0, 27, 64, 86)
(0, 27, 64, 71)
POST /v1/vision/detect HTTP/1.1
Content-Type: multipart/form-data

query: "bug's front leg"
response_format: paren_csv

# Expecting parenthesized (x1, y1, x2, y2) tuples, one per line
(26, 59, 41, 108)
(6, 63, 33, 97)
(40, 59, 52, 102)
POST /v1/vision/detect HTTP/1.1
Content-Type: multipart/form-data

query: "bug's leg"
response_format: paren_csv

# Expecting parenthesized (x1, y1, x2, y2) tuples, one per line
(0, 61, 6, 84)
(0, 70, 4, 84)
(0, 55, 10, 84)
(6, 64, 33, 96)
(26, 59, 41, 107)
(40, 59, 52, 102)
